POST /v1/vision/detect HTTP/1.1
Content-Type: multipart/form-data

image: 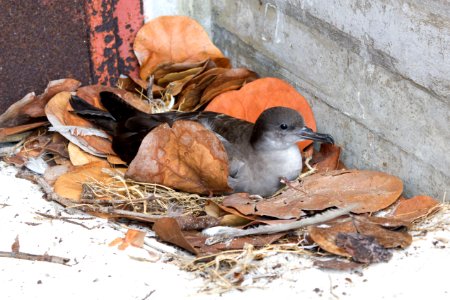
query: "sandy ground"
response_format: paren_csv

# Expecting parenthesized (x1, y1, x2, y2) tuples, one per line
(0, 161, 449, 300)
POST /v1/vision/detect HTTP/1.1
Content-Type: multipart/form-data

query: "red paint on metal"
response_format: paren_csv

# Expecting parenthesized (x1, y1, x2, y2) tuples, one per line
(84, 0, 119, 86)
(114, 0, 144, 78)
(84, 0, 143, 86)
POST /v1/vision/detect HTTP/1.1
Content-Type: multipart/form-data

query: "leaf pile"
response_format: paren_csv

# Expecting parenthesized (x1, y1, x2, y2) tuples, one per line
(0, 15, 444, 291)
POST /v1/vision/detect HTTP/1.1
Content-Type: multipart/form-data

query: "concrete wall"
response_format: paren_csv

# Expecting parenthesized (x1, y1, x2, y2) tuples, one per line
(144, 0, 449, 200)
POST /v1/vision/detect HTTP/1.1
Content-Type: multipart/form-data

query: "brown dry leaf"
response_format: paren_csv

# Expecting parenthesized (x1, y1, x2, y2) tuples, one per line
(134, 16, 230, 80)
(0, 79, 81, 127)
(45, 91, 114, 157)
(200, 68, 258, 105)
(45, 133, 70, 158)
(106, 155, 126, 165)
(109, 229, 147, 250)
(11, 235, 20, 253)
(153, 217, 285, 255)
(0, 121, 49, 142)
(391, 195, 440, 222)
(53, 161, 113, 201)
(311, 144, 342, 172)
(353, 217, 412, 248)
(255, 170, 403, 216)
(177, 68, 228, 111)
(68, 142, 104, 166)
(308, 219, 356, 257)
(335, 233, 393, 263)
(309, 215, 412, 258)
(175, 215, 221, 231)
(126, 120, 231, 195)
(153, 60, 211, 80)
(220, 214, 252, 227)
(313, 258, 363, 270)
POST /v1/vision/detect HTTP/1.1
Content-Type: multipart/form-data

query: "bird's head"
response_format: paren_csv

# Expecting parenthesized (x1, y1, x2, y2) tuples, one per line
(251, 107, 334, 150)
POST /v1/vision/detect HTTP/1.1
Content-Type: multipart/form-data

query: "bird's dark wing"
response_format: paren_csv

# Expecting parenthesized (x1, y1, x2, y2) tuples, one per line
(71, 92, 256, 165)
(69, 95, 116, 134)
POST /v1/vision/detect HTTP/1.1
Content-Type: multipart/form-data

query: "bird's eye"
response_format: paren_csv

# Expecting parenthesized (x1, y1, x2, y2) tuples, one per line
(280, 124, 288, 130)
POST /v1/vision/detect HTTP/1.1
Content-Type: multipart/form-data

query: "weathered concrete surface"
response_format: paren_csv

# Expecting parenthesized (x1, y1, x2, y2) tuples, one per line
(208, 0, 448, 199)
(143, 0, 212, 36)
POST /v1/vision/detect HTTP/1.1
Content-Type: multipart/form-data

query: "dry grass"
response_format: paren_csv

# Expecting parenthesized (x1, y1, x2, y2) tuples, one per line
(82, 168, 224, 217)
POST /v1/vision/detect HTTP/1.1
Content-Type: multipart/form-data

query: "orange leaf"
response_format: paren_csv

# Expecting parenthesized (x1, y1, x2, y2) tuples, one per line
(134, 16, 230, 80)
(0, 121, 48, 142)
(223, 170, 403, 217)
(53, 161, 114, 201)
(206, 77, 316, 150)
(68, 142, 104, 166)
(391, 195, 440, 222)
(126, 120, 231, 195)
(45, 91, 114, 157)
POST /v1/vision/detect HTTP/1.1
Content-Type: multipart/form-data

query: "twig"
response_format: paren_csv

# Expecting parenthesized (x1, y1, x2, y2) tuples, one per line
(79, 196, 155, 205)
(141, 290, 155, 300)
(0, 251, 70, 265)
(203, 204, 357, 245)
(74, 205, 163, 222)
(146, 75, 154, 103)
(35, 212, 95, 230)
(16, 170, 75, 207)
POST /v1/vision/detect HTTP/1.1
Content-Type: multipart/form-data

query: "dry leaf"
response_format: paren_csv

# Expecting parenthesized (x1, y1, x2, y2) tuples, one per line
(134, 16, 230, 80)
(353, 217, 412, 248)
(311, 144, 342, 172)
(308, 219, 356, 257)
(126, 120, 231, 195)
(313, 258, 363, 270)
(68, 142, 104, 166)
(206, 77, 316, 150)
(0, 79, 81, 127)
(0, 121, 49, 142)
(335, 233, 393, 263)
(177, 68, 228, 111)
(45, 91, 114, 157)
(153, 217, 284, 255)
(254, 170, 403, 215)
(391, 195, 440, 222)
(109, 229, 147, 250)
(53, 161, 114, 201)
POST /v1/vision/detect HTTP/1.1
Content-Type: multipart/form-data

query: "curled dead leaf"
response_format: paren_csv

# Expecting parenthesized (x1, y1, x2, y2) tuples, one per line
(0, 79, 81, 127)
(134, 16, 230, 80)
(45, 91, 113, 157)
(153, 217, 285, 255)
(257, 170, 403, 215)
(391, 195, 440, 222)
(126, 120, 231, 195)
(53, 161, 117, 201)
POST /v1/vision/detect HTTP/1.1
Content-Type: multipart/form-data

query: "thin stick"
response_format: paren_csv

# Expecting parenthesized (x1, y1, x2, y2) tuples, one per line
(0, 251, 70, 265)
(203, 204, 358, 245)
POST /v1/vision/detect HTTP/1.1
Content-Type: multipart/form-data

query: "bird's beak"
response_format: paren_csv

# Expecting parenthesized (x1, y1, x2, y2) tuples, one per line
(297, 126, 334, 144)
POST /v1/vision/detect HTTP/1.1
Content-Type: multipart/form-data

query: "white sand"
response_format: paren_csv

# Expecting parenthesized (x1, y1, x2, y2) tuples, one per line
(0, 161, 448, 300)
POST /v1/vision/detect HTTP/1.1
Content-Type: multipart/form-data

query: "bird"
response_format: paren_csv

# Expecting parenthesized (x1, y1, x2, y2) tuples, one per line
(69, 91, 334, 197)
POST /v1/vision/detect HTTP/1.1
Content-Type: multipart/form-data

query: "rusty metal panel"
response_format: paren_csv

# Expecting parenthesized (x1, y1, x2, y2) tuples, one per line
(0, 0, 92, 114)
(0, 0, 144, 114)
